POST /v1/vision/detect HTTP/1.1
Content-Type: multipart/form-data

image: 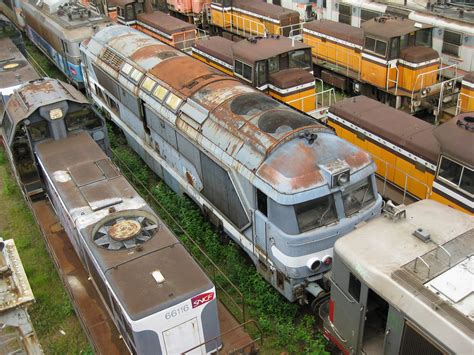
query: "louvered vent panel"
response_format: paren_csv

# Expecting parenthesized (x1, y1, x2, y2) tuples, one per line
(101, 48, 124, 71)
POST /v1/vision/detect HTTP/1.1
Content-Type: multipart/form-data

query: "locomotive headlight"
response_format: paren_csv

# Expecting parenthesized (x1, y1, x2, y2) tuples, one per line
(334, 169, 350, 187)
(421, 88, 428, 97)
(49, 108, 63, 120)
(307, 258, 321, 272)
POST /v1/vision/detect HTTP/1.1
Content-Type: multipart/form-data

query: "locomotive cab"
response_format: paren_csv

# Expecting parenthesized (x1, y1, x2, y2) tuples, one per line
(1, 79, 108, 197)
(361, 17, 443, 105)
(115, 0, 144, 25)
(193, 36, 317, 112)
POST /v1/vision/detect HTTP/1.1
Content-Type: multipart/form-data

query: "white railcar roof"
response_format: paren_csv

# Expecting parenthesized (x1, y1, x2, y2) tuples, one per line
(334, 199, 474, 353)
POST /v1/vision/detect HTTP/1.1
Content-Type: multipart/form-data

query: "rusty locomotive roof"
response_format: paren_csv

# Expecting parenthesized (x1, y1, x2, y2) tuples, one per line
(193, 36, 234, 65)
(329, 96, 439, 164)
(362, 16, 434, 41)
(137, 11, 196, 35)
(232, 36, 310, 63)
(303, 20, 364, 47)
(84, 25, 375, 202)
(434, 113, 474, 167)
(5, 78, 88, 126)
(231, 0, 299, 21)
(35, 132, 213, 320)
(0, 37, 40, 93)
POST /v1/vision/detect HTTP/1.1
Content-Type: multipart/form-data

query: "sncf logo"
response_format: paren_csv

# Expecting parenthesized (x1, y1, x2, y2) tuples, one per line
(191, 292, 215, 309)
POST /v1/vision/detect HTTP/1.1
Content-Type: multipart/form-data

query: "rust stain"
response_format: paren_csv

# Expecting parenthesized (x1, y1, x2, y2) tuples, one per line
(130, 44, 169, 61)
(185, 171, 194, 187)
(345, 150, 371, 170)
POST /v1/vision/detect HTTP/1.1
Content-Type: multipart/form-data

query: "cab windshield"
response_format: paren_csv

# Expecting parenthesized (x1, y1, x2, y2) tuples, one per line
(65, 108, 102, 132)
(294, 195, 338, 233)
(342, 178, 375, 217)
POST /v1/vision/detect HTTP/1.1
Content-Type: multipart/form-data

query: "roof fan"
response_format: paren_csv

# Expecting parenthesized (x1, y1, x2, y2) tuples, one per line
(93, 215, 158, 250)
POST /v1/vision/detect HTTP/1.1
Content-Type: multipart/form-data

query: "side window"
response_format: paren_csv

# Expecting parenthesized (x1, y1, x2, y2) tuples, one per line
(364, 37, 387, 57)
(256, 189, 268, 216)
(438, 156, 462, 185)
(442, 30, 462, 57)
(338, 4, 351, 25)
(348, 272, 361, 302)
(234, 60, 252, 82)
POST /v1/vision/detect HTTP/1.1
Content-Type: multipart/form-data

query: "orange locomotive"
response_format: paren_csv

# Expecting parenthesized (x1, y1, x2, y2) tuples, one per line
(328, 96, 473, 215)
(303, 16, 457, 118)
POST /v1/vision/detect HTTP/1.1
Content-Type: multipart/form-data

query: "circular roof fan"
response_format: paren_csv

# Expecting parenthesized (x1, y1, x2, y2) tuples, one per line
(93, 215, 158, 250)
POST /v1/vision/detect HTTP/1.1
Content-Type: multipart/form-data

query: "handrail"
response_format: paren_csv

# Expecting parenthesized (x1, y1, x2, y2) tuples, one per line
(286, 78, 337, 114)
(111, 149, 247, 323)
(181, 319, 263, 354)
(436, 245, 452, 267)
(370, 154, 431, 203)
(224, 11, 266, 37)
(414, 256, 431, 278)
(455, 92, 474, 115)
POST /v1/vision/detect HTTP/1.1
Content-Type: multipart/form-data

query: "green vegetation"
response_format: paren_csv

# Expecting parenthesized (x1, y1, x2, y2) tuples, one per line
(109, 126, 328, 354)
(23, 35, 66, 80)
(0, 149, 91, 354)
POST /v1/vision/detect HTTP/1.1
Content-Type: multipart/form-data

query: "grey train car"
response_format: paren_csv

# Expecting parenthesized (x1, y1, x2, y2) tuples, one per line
(20, 0, 111, 87)
(0, 36, 40, 112)
(35, 132, 221, 354)
(80, 25, 383, 304)
(320, 199, 474, 354)
(0, 13, 25, 54)
(1, 78, 108, 197)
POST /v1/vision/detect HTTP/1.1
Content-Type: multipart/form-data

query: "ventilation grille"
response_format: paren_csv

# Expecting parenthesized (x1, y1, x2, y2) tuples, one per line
(101, 48, 124, 71)
(93, 215, 158, 251)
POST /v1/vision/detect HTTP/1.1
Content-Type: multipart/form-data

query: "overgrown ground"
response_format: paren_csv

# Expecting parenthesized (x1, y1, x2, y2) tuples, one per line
(0, 150, 91, 354)
(108, 126, 329, 354)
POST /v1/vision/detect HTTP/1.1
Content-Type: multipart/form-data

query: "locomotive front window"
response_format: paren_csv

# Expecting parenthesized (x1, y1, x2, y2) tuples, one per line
(289, 49, 311, 69)
(268, 56, 279, 74)
(342, 178, 375, 216)
(415, 29, 432, 48)
(125, 4, 134, 20)
(257, 61, 267, 87)
(295, 195, 337, 233)
(28, 120, 50, 141)
(65, 109, 102, 132)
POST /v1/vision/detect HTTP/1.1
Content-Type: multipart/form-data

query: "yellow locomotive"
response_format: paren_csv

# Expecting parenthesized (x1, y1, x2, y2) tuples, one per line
(303, 16, 457, 118)
(192, 35, 321, 113)
(329, 96, 473, 215)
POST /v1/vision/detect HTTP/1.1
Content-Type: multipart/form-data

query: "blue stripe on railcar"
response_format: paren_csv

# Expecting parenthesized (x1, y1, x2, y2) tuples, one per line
(26, 25, 83, 84)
